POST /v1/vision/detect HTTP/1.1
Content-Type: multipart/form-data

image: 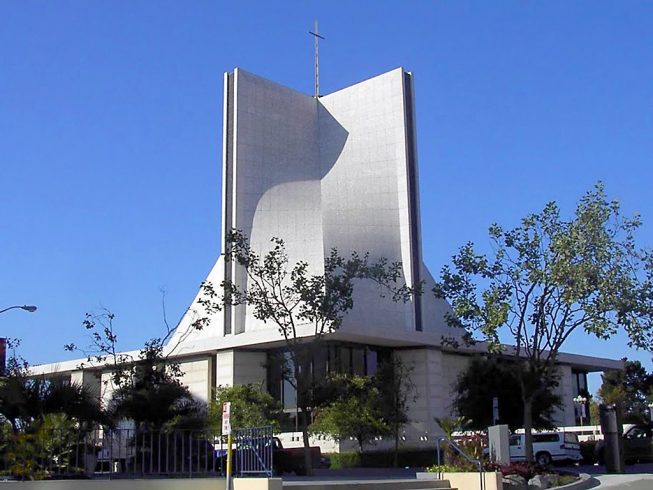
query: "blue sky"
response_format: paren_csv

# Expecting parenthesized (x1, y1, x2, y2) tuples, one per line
(1, 1, 652, 393)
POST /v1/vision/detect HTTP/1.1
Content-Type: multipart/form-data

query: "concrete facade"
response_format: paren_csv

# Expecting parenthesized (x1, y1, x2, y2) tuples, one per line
(31, 68, 623, 448)
(169, 67, 458, 354)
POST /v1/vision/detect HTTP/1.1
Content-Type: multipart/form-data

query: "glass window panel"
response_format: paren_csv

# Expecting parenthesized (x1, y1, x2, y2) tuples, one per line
(352, 348, 365, 375)
(341, 347, 352, 374)
(366, 349, 378, 376)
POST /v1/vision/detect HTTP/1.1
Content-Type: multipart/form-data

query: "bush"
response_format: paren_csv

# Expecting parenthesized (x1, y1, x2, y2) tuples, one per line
(328, 449, 438, 469)
(328, 452, 361, 469)
(485, 461, 547, 480)
(425, 464, 467, 473)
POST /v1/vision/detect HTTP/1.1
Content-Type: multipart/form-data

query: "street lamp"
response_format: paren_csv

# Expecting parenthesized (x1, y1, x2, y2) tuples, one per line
(573, 395, 588, 426)
(648, 402, 653, 422)
(0, 305, 37, 315)
(0, 305, 36, 376)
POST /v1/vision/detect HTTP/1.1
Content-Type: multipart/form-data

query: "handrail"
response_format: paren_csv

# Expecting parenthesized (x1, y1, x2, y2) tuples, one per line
(436, 436, 485, 490)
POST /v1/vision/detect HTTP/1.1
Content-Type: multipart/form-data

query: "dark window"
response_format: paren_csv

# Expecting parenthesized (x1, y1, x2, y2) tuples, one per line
(533, 434, 560, 443)
(366, 349, 378, 376)
(341, 347, 352, 374)
(564, 433, 579, 444)
(352, 348, 365, 376)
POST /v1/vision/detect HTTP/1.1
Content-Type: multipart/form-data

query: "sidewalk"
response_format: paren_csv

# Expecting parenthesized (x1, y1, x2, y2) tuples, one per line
(576, 463, 653, 488)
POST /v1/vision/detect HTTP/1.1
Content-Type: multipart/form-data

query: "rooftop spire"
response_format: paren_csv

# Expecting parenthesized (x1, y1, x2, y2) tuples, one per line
(309, 20, 325, 98)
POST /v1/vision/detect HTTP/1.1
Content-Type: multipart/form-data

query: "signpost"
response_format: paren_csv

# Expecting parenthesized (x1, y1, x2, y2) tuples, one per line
(223, 402, 233, 490)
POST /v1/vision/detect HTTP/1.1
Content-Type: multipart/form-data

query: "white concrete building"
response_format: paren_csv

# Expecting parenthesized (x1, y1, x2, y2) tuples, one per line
(33, 68, 621, 446)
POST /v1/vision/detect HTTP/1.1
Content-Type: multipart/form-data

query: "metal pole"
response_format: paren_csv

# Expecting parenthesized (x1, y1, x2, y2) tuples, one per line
(309, 20, 325, 99)
(226, 433, 233, 490)
(314, 20, 319, 98)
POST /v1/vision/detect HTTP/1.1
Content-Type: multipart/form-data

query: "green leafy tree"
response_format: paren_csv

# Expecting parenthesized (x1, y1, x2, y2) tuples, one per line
(598, 358, 653, 423)
(310, 374, 388, 452)
(434, 183, 653, 462)
(210, 384, 285, 434)
(196, 230, 412, 474)
(454, 356, 561, 430)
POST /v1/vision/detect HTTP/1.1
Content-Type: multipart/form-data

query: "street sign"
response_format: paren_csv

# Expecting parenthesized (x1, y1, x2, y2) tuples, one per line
(222, 401, 232, 435)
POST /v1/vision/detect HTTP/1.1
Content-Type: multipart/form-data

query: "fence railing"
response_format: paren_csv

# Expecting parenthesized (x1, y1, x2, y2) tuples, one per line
(232, 426, 274, 478)
(436, 436, 485, 490)
(0, 426, 273, 480)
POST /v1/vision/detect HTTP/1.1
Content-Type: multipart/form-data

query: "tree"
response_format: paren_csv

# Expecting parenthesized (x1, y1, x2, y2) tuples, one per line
(434, 183, 653, 462)
(0, 344, 106, 479)
(310, 374, 388, 452)
(66, 309, 206, 430)
(0, 345, 104, 433)
(106, 339, 206, 431)
(598, 358, 653, 423)
(454, 356, 561, 430)
(375, 356, 415, 466)
(210, 384, 285, 434)
(196, 230, 411, 474)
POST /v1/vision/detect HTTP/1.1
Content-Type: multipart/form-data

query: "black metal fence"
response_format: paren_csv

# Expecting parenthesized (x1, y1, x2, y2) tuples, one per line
(0, 426, 274, 480)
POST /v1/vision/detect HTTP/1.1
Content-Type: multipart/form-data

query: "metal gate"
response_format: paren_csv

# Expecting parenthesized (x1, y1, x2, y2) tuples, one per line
(233, 426, 274, 477)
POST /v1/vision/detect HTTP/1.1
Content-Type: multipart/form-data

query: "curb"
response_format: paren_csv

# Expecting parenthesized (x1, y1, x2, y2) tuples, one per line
(554, 473, 600, 490)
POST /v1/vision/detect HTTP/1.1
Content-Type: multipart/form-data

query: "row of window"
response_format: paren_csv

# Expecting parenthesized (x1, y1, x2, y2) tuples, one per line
(267, 342, 392, 410)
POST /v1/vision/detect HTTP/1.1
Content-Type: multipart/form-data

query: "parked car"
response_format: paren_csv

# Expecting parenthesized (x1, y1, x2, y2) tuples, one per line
(596, 423, 653, 465)
(509, 431, 582, 466)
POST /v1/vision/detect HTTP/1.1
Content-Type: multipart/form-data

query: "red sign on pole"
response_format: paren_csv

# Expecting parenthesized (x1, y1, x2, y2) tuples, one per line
(222, 401, 232, 435)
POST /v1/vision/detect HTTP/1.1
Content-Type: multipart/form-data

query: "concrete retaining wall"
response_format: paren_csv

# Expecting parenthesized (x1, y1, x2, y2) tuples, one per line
(0, 478, 282, 490)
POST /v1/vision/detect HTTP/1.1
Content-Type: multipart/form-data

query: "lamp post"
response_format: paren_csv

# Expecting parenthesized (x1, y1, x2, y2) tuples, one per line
(573, 395, 588, 426)
(0, 305, 37, 376)
(648, 402, 653, 422)
(0, 305, 37, 315)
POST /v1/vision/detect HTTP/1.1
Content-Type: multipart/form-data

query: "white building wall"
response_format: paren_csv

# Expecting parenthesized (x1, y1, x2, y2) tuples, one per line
(319, 69, 417, 332)
(178, 357, 213, 402)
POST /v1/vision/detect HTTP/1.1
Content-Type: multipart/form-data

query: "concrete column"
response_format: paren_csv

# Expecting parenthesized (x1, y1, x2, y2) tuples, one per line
(216, 350, 267, 388)
(555, 365, 576, 426)
(178, 356, 213, 402)
(394, 348, 447, 443)
(70, 369, 101, 403)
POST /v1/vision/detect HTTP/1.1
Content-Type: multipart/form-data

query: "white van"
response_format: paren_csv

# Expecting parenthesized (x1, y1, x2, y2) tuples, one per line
(509, 431, 582, 465)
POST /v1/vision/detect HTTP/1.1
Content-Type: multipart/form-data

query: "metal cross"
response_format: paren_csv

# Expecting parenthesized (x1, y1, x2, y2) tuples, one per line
(309, 20, 325, 98)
